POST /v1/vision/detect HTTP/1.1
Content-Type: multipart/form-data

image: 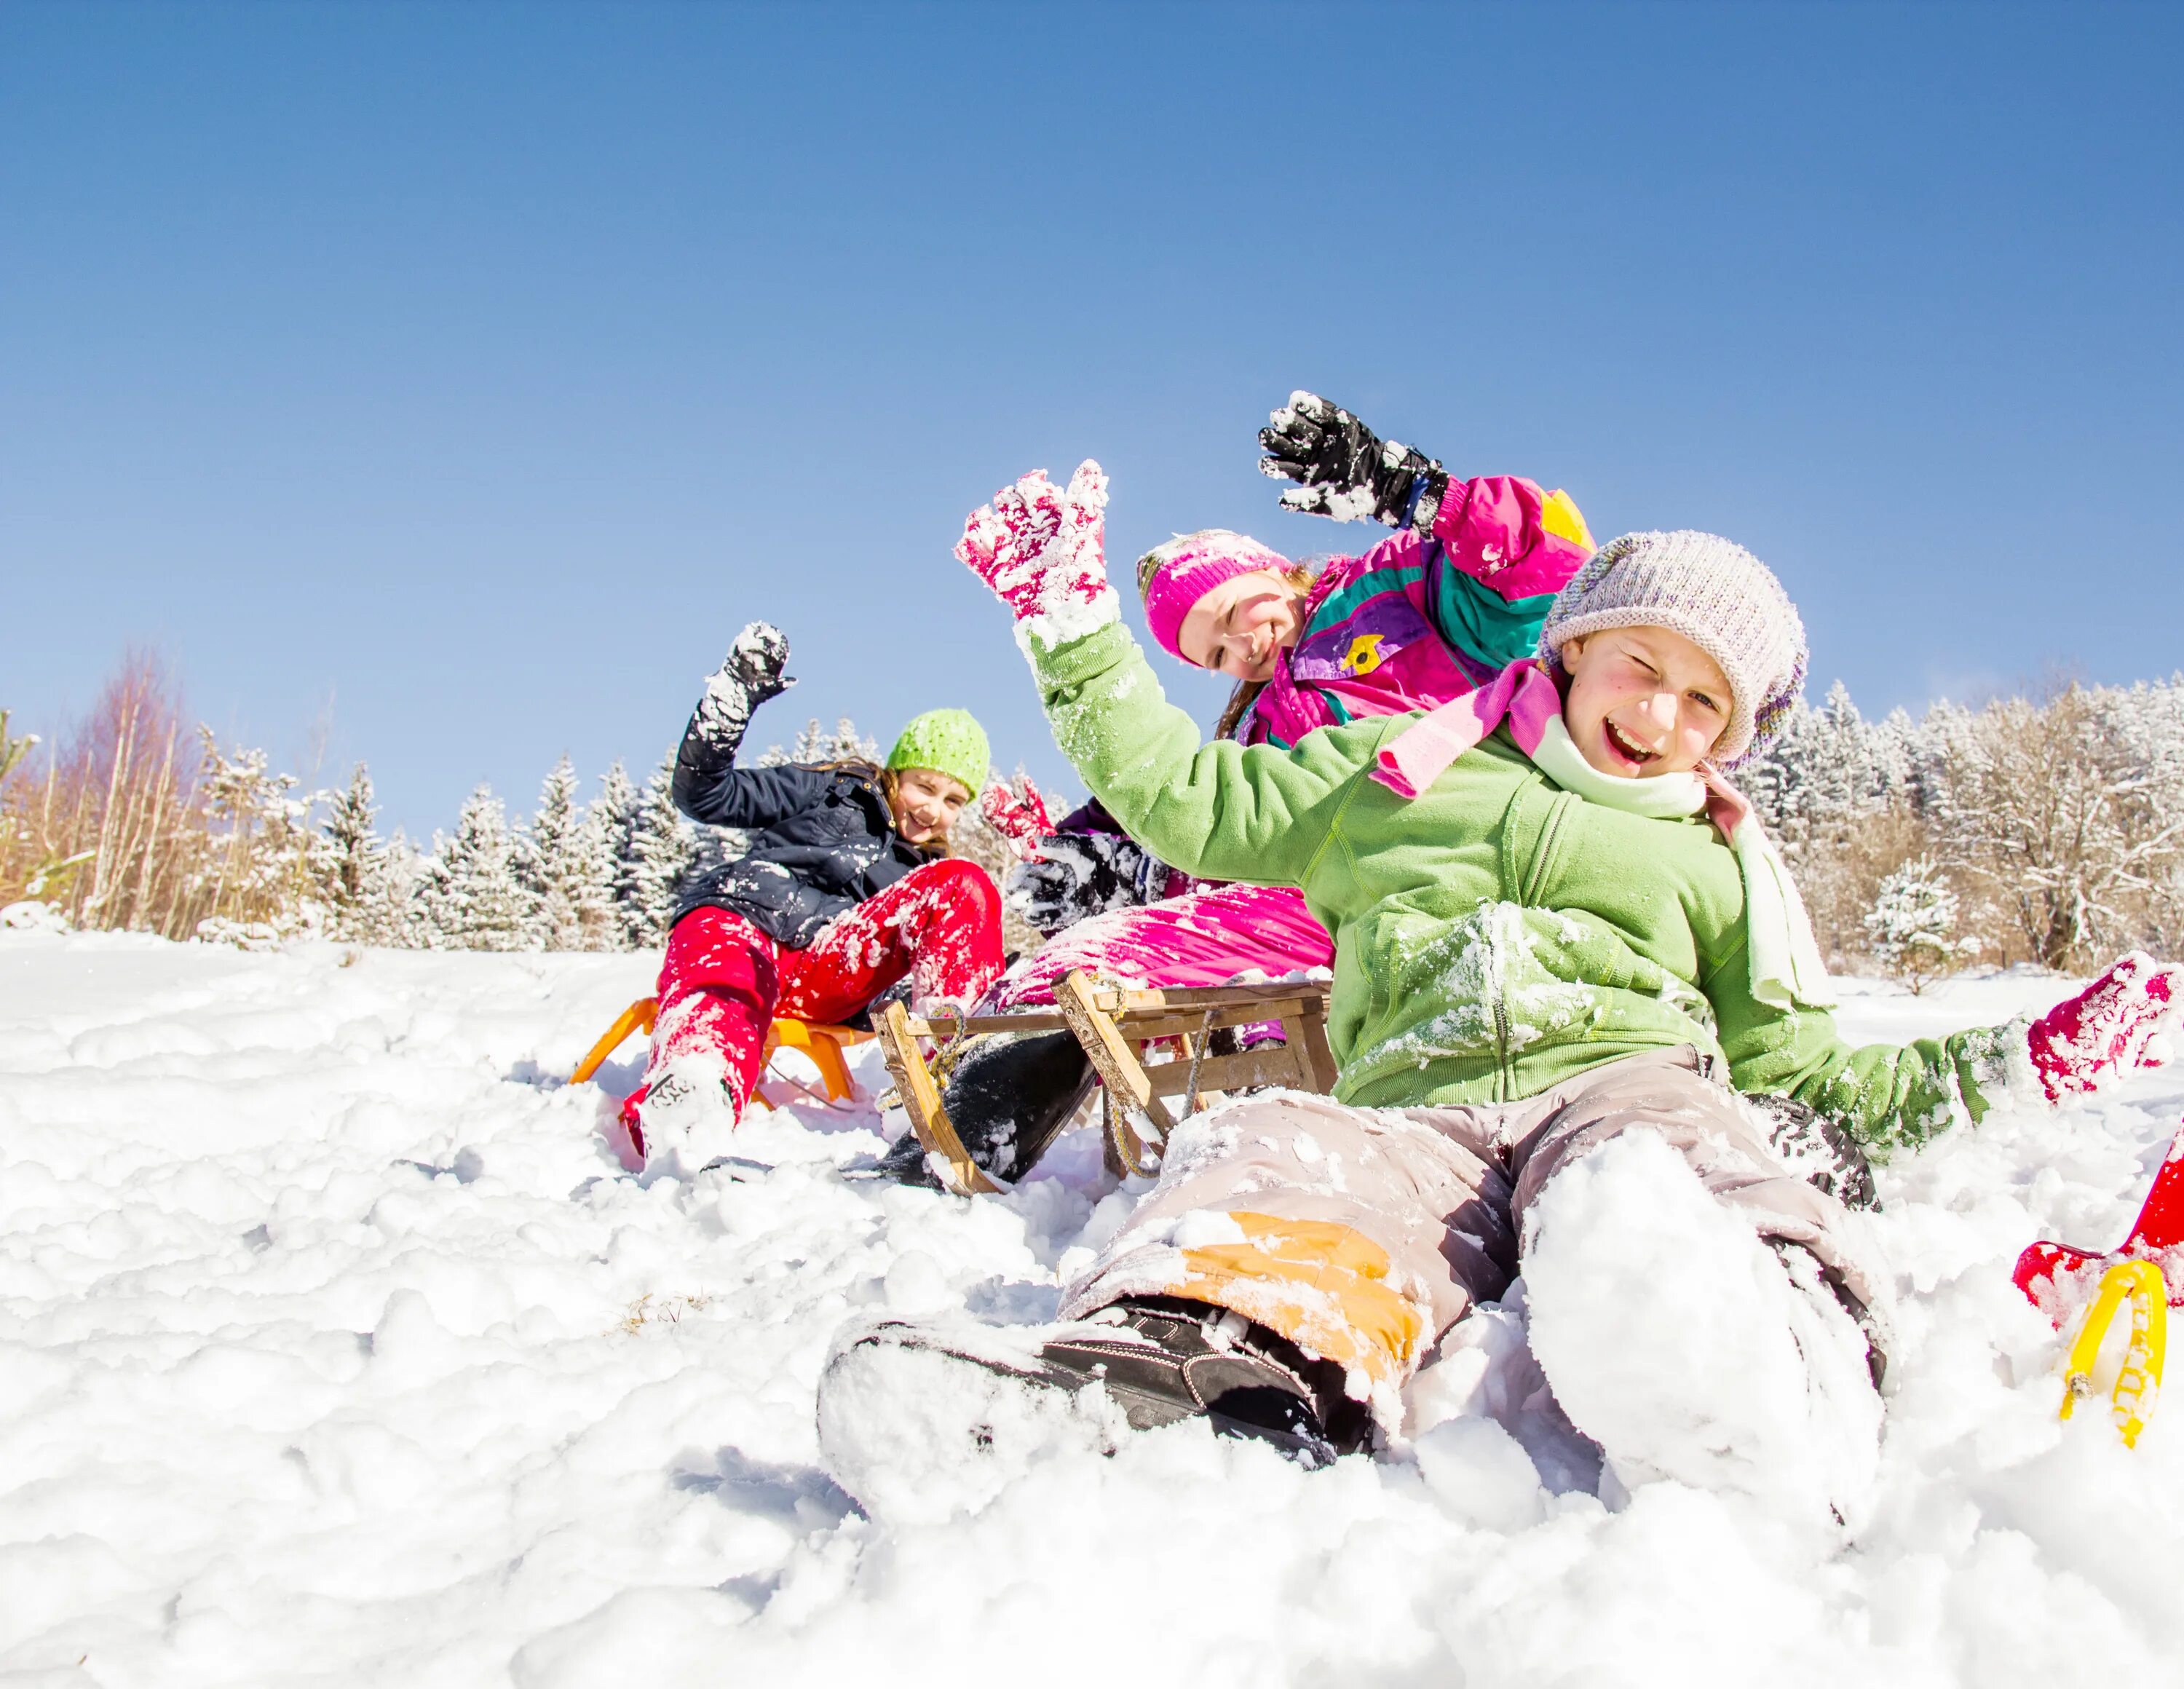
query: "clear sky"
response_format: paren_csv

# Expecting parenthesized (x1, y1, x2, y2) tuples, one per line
(5, 1, 2180, 834)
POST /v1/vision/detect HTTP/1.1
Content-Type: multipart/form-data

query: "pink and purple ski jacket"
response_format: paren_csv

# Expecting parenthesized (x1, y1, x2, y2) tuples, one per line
(1241, 475, 1593, 748)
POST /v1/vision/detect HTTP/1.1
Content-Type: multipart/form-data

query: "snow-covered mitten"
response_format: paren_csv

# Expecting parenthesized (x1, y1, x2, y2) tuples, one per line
(1258, 391, 1448, 533)
(690, 621, 796, 762)
(978, 776, 1057, 862)
(2019, 951, 2184, 1102)
(1003, 830, 1162, 937)
(955, 462, 1116, 651)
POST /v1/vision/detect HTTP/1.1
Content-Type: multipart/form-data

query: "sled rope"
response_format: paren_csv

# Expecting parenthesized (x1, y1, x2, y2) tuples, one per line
(1179, 1007, 1217, 1118)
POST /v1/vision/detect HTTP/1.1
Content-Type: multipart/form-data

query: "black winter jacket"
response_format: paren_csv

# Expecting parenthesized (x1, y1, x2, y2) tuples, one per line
(670, 716, 938, 949)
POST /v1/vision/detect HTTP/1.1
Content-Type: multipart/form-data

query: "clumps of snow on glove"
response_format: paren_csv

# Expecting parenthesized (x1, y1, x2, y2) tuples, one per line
(1003, 831, 1163, 938)
(691, 620, 794, 757)
(2024, 950, 2184, 1103)
(956, 462, 1120, 657)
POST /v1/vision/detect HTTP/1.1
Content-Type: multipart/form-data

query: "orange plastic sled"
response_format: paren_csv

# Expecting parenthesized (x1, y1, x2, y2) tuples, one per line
(569, 994, 871, 1103)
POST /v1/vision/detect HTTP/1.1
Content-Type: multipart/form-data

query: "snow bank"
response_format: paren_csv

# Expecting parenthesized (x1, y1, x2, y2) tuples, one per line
(3, 938, 2180, 1686)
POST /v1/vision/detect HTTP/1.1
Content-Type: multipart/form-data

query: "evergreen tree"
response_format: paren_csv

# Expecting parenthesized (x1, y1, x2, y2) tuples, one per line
(378, 829, 432, 949)
(614, 753, 694, 949)
(319, 762, 391, 942)
(419, 786, 535, 951)
(758, 715, 880, 767)
(522, 755, 609, 950)
(588, 760, 640, 950)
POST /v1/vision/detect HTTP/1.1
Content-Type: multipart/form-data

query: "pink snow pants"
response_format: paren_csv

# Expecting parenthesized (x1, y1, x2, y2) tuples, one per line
(1058, 1049, 1882, 1391)
(623, 859, 1005, 1147)
(988, 883, 1334, 1010)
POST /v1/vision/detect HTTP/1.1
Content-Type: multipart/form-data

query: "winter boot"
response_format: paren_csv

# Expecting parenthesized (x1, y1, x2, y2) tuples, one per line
(622, 1053, 740, 1175)
(1521, 1131, 1885, 1532)
(818, 1294, 1369, 1512)
(879, 1031, 1097, 1187)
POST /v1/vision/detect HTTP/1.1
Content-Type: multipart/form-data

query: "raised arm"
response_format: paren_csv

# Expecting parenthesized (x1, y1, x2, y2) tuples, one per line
(669, 622, 836, 828)
(956, 461, 1382, 886)
(1260, 392, 1593, 672)
(1714, 946, 2184, 1158)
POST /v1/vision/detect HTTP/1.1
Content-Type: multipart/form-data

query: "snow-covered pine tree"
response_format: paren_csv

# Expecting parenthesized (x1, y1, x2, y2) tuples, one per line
(758, 716, 881, 767)
(418, 786, 536, 951)
(1862, 857, 1978, 994)
(377, 829, 432, 949)
(614, 753, 695, 950)
(318, 762, 399, 944)
(522, 755, 609, 950)
(586, 760, 639, 949)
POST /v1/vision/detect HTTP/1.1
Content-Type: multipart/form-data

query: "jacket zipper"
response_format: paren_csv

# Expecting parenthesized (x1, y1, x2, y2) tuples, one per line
(1493, 991, 1513, 1101)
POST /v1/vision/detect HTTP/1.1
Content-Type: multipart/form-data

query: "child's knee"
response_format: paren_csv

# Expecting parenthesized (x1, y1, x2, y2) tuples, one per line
(659, 906, 778, 1000)
(922, 857, 1001, 914)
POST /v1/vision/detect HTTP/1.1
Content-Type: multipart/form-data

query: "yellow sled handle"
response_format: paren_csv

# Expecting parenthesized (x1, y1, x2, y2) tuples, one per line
(2060, 1259, 2167, 1448)
(571, 997, 659, 1085)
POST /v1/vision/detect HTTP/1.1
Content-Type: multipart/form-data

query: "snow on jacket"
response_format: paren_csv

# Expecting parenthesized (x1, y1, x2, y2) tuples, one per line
(1241, 475, 1593, 748)
(1032, 618, 2009, 1157)
(670, 719, 939, 947)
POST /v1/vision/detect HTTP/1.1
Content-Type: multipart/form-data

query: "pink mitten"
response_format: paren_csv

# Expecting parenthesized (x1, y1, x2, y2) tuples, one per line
(978, 776, 1056, 861)
(2025, 951, 2184, 1101)
(956, 461, 1115, 645)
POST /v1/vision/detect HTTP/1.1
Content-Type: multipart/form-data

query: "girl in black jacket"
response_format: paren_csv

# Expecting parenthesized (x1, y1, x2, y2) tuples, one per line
(622, 622, 1004, 1165)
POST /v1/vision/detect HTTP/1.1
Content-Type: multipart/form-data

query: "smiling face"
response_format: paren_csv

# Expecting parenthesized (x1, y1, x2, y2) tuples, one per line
(888, 767, 972, 845)
(1175, 569, 1307, 681)
(1559, 625, 1733, 778)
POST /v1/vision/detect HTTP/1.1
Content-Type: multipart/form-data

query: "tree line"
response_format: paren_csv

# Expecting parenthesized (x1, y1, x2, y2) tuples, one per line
(9, 652, 2180, 985)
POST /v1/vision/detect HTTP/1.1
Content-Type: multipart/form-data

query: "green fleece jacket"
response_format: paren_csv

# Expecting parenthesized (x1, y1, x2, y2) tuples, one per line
(1037, 620, 2009, 1156)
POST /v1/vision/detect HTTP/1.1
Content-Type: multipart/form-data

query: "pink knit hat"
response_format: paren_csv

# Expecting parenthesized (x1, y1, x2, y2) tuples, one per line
(1136, 529, 1295, 662)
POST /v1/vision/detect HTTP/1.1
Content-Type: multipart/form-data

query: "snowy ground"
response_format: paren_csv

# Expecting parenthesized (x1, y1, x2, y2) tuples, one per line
(4, 933, 2183, 1688)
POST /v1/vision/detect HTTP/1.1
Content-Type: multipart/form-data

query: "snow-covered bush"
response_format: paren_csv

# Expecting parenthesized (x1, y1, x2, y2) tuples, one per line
(1861, 858, 1979, 993)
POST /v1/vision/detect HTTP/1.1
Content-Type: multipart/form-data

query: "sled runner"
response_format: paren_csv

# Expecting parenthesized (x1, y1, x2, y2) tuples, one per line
(2014, 1115, 2184, 1446)
(874, 970, 1338, 1198)
(571, 996, 871, 1104)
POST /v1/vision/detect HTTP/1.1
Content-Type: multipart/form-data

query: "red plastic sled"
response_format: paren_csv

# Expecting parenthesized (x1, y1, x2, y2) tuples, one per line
(2014, 1115, 2184, 1326)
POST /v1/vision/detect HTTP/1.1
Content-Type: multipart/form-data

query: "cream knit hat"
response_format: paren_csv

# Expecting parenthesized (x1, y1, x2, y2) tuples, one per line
(1538, 530, 1808, 762)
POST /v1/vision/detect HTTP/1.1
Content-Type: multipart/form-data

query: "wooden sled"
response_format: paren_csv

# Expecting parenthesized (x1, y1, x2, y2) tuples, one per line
(873, 969, 1337, 1198)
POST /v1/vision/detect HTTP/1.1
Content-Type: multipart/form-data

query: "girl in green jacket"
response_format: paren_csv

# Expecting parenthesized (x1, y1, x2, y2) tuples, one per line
(820, 462, 2183, 1530)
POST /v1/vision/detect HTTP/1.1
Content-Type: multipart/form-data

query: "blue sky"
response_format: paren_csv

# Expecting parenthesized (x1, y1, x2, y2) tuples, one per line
(5, 1, 2180, 833)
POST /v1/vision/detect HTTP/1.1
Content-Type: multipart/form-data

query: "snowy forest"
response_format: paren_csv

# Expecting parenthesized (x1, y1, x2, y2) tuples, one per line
(6, 653, 2184, 986)
(0, 655, 1039, 957)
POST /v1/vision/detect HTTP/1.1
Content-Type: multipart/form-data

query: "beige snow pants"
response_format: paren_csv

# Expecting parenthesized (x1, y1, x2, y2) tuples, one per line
(1059, 1049, 1881, 1388)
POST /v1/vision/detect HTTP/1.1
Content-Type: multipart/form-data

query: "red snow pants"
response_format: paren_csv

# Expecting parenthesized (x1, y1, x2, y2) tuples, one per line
(622, 858, 1004, 1144)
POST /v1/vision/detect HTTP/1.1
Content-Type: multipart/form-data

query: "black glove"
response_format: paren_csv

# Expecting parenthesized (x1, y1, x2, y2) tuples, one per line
(688, 620, 796, 762)
(1259, 391, 1449, 534)
(1003, 831, 1165, 937)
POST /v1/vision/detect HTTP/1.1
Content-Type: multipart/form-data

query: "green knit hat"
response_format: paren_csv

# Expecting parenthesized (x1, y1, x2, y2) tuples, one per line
(886, 708, 989, 797)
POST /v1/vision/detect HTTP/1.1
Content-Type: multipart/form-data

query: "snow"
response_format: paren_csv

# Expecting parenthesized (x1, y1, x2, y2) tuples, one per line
(6, 936, 2184, 1686)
